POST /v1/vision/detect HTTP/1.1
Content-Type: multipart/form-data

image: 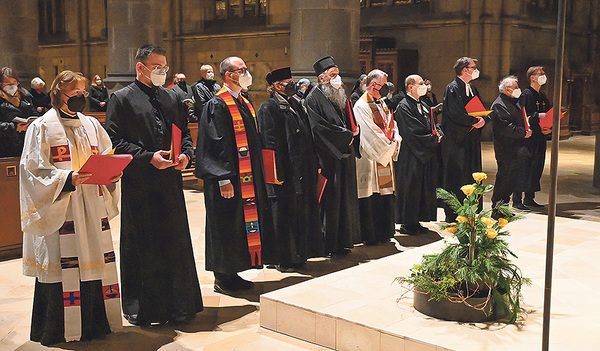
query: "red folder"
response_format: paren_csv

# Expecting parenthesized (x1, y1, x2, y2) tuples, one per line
(522, 106, 531, 132)
(346, 100, 359, 133)
(170, 123, 182, 161)
(79, 154, 133, 185)
(317, 173, 327, 203)
(539, 107, 565, 129)
(465, 96, 492, 117)
(262, 149, 283, 185)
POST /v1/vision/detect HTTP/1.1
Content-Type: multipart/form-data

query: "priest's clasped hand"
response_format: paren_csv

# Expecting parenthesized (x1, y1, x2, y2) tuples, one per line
(72, 171, 92, 186)
(151, 150, 175, 169)
(220, 182, 235, 198)
(472, 116, 486, 129)
(110, 172, 123, 183)
(174, 153, 189, 170)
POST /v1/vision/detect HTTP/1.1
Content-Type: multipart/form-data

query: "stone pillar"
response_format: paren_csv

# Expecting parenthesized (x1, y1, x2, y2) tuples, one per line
(0, 0, 39, 87)
(104, 0, 163, 92)
(289, 0, 360, 83)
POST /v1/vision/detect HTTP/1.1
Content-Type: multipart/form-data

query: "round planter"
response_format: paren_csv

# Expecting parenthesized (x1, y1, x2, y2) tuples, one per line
(413, 288, 507, 323)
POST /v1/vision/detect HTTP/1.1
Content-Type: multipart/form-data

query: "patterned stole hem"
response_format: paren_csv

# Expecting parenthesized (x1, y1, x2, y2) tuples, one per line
(215, 87, 262, 266)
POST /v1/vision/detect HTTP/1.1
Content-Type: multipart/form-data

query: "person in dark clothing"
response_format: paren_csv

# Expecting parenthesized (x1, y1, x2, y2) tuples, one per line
(421, 78, 439, 108)
(169, 73, 195, 121)
(395, 74, 440, 234)
(349, 74, 367, 105)
(0, 67, 36, 157)
(256, 67, 322, 270)
(440, 57, 490, 222)
(29, 77, 52, 115)
(490, 75, 532, 215)
(516, 66, 552, 208)
(304, 56, 361, 256)
(195, 56, 275, 294)
(192, 64, 221, 122)
(87, 75, 109, 112)
(292, 78, 310, 103)
(105, 44, 203, 326)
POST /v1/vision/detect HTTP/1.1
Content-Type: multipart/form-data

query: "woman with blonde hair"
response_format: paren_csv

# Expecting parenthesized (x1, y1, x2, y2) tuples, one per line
(87, 74, 109, 112)
(20, 70, 122, 345)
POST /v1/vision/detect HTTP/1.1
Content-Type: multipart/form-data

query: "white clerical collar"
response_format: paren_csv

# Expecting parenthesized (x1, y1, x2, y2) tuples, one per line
(458, 77, 473, 96)
(225, 85, 240, 99)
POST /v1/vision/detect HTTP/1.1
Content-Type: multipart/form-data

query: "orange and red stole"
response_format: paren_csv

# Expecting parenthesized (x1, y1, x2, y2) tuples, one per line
(215, 87, 262, 266)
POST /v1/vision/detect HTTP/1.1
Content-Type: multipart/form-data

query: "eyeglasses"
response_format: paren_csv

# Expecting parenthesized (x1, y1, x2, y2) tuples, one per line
(144, 64, 169, 74)
(229, 67, 249, 75)
(466, 66, 477, 71)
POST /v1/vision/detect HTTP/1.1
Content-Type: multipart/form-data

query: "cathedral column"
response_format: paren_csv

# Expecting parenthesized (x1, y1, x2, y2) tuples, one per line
(0, 0, 39, 86)
(104, 0, 163, 92)
(289, 0, 360, 83)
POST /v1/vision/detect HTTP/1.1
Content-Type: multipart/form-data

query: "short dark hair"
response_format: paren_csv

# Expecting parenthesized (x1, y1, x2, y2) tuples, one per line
(526, 66, 545, 83)
(134, 44, 166, 63)
(454, 57, 478, 76)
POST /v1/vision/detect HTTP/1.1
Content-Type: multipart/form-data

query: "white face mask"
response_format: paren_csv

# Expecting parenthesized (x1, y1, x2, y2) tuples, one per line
(386, 93, 393, 99)
(299, 86, 307, 94)
(4, 84, 18, 96)
(471, 68, 480, 80)
(426, 84, 432, 91)
(206, 72, 215, 80)
(511, 87, 522, 99)
(416, 84, 428, 97)
(360, 83, 367, 92)
(237, 71, 253, 89)
(330, 75, 342, 89)
(150, 71, 167, 86)
(537, 74, 547, 85)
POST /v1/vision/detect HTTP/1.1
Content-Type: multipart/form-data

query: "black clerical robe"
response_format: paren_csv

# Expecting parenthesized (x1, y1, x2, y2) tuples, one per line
(305, 86, 361, 254)
(105, 80, 203, 324)
(441, 77, 488, 220)
(394, 96, 438, 226)
(519, 86, 551, 194)
(195, 91, 275, 274)
(490, 94, 528, 205)
(257, 93, 323, 265)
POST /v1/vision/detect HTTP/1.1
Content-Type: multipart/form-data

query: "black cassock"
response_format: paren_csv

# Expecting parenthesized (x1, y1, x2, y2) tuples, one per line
(305, 87, 361, 254)
(256, 92, 323, 265)
(105, 80, 203, 324)
(519, 86, 551, 196)
(490, 94, 528, 206)
(441, 77, 489, 220)
(195, 93, 275, 274)
(394, 96, 438, 227)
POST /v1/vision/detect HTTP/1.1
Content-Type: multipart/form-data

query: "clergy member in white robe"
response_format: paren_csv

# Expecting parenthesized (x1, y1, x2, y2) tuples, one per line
(353, 69, 401, 244)
(20, 71, 122, 346)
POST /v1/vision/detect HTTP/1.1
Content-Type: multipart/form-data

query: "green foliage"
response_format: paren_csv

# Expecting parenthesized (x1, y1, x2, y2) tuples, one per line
(397, 173, 531, 324)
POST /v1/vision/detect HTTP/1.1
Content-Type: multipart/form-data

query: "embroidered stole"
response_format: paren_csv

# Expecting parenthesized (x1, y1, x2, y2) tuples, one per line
(215, 88, 262, 266)
(46, 110, 121, 341)
(363, 94, 395, 194)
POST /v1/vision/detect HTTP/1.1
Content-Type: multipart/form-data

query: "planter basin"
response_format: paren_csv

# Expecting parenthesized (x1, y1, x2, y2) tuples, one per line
(413, 288, 507, 323)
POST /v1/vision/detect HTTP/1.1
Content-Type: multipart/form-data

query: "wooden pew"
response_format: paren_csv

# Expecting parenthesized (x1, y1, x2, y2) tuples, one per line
(0, 157, 22, 260)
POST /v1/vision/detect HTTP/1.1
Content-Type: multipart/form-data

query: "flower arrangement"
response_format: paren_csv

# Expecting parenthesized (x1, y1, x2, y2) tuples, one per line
(396, 172, 531, 323)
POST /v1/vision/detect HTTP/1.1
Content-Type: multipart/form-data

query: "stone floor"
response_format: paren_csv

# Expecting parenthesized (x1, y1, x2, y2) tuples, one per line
(0, 135, 598, 350)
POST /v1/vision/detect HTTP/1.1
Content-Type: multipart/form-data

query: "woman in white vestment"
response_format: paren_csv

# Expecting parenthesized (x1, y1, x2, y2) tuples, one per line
(20, 70, 122, 345)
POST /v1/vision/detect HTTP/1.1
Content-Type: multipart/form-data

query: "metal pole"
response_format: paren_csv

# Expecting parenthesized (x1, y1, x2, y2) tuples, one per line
(542, 0, 567, 349)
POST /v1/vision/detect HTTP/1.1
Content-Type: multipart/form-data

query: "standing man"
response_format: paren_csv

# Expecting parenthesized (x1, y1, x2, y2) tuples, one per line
(192, 64, 221, 121)
(441, 57, 489, 221)
(257, 67, 322, 270)
(516, 66, 552, 209)
(395, 74, 440, 234)
(105, 44, 203, 326)
(490, 76, 532, 216)
(169, 73, 194, 121)
(195, 56, 275, 293)
(305, 56, 361, 256)
(353, 69, 400, 244)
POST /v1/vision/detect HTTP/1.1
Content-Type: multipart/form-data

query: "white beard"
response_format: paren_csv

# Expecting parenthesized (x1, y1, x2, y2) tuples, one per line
(320, 82, 347, 110)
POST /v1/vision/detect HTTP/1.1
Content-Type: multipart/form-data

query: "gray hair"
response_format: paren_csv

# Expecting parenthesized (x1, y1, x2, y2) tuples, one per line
(405, 74, 421, 89)
(31, 77, 45, 88)
(498, 75, 518, 93)
(365, 69, 388, 86)
(200, 64, 213, 73)
(219, 57, 241, 77)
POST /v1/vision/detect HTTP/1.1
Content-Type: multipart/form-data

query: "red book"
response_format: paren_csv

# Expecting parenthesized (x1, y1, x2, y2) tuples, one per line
(465, 96, 492, 117)
(170, 123, 182, 161)
(262, 149, 283, 185)
(430, 107, 437, 135)
(522, 106, 531, 132)
(539, 107, 565, 129)
(317, 173, 327, 203)
(79, 154, 133, 185)
(346, 100, 359, 132)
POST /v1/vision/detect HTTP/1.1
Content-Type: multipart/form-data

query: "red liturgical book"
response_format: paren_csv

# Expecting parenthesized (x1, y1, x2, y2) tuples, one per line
(522, 106, 531, 132)
(539, 107, 565, 129)
(317, 173, 327, 203)
(79, 154, 133, 185)
(262, 149, 283, 185)
(465, 96, 492, 117)
(346, 100, 359, 133)
(170, 123, 182, 161)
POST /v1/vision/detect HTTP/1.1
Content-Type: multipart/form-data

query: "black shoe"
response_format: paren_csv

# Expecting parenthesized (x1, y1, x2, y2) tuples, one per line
(214, 283, 235, 294)
(169, 313, 196, 325)
(398, 225, 419, 235)
(513, 203, 531, 211)
(523, 198, 544, 208)
(124, 314, 148, 326)
(417, 225, 429, 233)
(232, 274, 254, 290)
(491, 211, 502, 220)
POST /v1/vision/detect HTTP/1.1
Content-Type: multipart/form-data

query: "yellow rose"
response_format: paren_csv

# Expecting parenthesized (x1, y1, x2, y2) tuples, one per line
(486, 227, 498, 239)
(446, 226, 457, 234)
(498, 218, 508, 228)
(456, 216, 468, 223)
(481, 217, 495, 227)
(461, 184, 475, 196)
(472, 172, 488, 182)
